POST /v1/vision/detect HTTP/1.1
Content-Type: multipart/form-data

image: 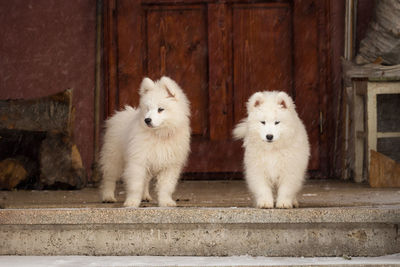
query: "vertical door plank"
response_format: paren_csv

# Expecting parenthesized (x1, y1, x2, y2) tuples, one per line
(233, 3, 292, 124)
(117, 0, 143, 108)
(208, 3, 232, 140)
(317, 0, 331, 175)
(293, 0, 320, 170)
(103, 0, 118, 116)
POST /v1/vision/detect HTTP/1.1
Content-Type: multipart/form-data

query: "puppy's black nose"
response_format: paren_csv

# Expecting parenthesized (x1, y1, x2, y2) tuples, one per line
(144, 118, 152, 125)
(266, 134, 273, 141)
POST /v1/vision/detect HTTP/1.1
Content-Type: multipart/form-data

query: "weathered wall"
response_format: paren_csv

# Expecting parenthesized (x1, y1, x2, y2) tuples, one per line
(0, 0, 375, 181)
(330, 0, 374, 177)
(0, 0, 96, 177)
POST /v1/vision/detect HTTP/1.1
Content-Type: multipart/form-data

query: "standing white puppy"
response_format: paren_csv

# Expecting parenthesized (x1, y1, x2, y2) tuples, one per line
(100, 76, 191, 207)
(233, 91, 310, 208)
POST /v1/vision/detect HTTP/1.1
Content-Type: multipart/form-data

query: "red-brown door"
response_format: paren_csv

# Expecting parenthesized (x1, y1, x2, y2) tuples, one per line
(104, 0, 330, 175)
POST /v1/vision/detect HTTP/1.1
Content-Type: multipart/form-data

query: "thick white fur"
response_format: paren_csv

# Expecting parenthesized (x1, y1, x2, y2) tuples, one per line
(100, 76, 191, 207)
(233, 91, 310, 209)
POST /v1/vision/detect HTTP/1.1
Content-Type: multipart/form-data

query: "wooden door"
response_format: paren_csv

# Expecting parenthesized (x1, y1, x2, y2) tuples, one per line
(104, 0, 331, 175)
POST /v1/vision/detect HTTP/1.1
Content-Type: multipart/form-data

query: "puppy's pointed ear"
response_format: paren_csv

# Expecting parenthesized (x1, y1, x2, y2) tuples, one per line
(247, 92, 264, 113)
(160, 76, 177, 99)
(164, 85, 175, 99)
(277, 91, 294, 110)
(139, 77, 155, 96)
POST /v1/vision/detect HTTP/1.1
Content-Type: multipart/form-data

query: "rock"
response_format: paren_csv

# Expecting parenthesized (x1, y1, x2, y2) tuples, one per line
(0, 89, 73, 134)
(0, 90, 87, 190)
(0, 158, 28, 190)
(39, 133, 86, 189)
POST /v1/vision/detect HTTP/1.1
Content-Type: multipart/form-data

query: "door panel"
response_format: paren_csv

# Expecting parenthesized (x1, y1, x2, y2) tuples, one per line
(233, 2, 292, 123)
(146, 5, 209, 135)
(104, 0, 330, 175)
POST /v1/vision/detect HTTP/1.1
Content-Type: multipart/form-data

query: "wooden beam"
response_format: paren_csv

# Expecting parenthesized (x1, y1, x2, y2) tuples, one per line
(369, 150, 400, 188)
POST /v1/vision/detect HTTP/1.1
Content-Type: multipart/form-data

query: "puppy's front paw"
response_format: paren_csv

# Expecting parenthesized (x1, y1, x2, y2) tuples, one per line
(256, 198, 274, 209)
(123, 198, 141, 208)
(142, 193, 153, 202)
(158, 197, 177, 207)
(101, 191, 116, 203)
(276, 199, 294, 209)
(293, 199, 299, 208)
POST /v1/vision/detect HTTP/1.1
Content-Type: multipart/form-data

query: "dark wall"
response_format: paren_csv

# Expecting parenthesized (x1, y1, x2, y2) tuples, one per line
(0, 0, 96, 176)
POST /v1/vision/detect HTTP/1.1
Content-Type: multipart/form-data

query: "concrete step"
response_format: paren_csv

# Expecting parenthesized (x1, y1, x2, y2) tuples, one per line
(1, 181, 400, 257)
(1, 206, 399, 256)
(1, 255, 400, 267)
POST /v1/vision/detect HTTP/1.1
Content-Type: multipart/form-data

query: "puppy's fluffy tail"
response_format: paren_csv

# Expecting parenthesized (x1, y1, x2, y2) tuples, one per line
(233, 119, 248, 140)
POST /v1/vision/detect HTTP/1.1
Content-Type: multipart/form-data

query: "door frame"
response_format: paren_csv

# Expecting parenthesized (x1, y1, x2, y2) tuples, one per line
(102, 0, 334, 178)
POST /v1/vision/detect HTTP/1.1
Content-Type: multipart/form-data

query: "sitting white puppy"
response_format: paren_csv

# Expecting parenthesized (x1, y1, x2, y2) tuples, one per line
(100, 76, 191, 207)
(233, 91, 310, 208)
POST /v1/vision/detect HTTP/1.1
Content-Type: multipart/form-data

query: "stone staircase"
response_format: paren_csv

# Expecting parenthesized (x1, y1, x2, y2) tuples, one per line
(0, 180, 399, 257)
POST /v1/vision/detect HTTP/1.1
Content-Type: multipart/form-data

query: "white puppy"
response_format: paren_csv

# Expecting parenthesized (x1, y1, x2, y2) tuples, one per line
(100, 76, 191, 207)
(233, 91, 310, 208)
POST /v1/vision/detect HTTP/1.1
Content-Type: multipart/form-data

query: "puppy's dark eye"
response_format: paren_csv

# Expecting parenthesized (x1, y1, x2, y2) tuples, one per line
(275, 121, 280, 125)
(260, 121, 265, 125)
(158, 108, 164, 113)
